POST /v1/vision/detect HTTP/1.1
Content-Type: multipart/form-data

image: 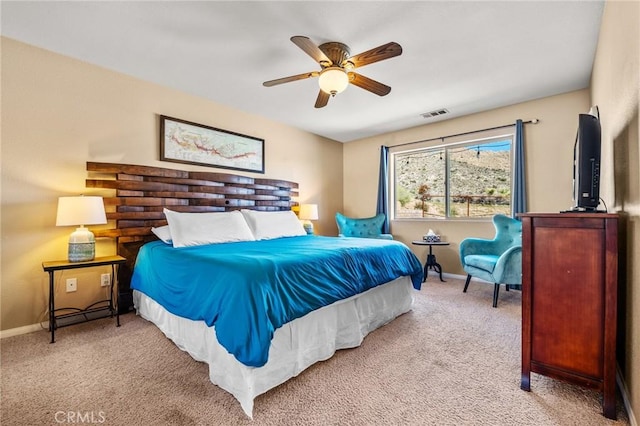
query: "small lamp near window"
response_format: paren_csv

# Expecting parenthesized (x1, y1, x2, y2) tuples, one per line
(56, 196, 107, 262)
(298, 204, 319, 235)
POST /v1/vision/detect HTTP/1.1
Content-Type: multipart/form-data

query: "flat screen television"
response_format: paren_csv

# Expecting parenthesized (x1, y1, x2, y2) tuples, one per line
(571, 106, 602, 211)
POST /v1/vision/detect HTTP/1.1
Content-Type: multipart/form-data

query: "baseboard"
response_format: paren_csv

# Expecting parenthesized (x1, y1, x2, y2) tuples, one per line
(442, 272, 466, 281)
(0, 322, 47, 339)
(618, 365, 638, 426)
(431, 272, 491, 284)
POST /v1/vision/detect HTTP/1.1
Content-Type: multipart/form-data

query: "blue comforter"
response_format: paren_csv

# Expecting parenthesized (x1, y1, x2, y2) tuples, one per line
(131, 236, 422, 367)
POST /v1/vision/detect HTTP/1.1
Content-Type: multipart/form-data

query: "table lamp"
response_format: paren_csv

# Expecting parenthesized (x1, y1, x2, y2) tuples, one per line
(298, 204, 319, 235)
(56, 196, 107, 262)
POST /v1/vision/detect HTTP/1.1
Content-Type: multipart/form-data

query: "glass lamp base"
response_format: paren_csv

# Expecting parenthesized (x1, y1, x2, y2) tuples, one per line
(68, 227, 96, 262)
(68, 242, 95, 262)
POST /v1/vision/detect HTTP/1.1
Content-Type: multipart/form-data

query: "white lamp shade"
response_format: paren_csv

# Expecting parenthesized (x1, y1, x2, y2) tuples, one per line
(56, 196, 107, 226)
(299, 204, 319, 221)
(318, 68, 349, 95)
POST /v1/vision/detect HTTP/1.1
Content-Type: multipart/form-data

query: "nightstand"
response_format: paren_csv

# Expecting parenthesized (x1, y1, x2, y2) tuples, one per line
(42, 255, 126, 343)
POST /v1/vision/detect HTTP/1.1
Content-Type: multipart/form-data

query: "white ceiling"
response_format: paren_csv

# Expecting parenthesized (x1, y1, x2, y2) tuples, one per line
(1, 1, 604, 142)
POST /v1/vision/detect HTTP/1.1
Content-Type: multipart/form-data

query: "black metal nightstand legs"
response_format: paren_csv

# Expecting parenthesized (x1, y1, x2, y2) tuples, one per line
(42, 256, 126, 343)
(48, 271, 56, 343)
(423, 246, 445, 282)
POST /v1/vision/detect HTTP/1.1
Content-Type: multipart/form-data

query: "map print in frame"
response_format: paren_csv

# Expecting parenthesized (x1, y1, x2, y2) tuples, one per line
(160, 115, 265, 174)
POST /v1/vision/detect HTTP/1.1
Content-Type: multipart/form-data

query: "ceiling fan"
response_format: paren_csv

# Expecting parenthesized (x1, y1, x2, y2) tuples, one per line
(263, 36, 403, 108)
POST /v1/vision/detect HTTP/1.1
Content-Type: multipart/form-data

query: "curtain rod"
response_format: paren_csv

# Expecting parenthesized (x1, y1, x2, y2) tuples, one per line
(390, 119, 539, 149)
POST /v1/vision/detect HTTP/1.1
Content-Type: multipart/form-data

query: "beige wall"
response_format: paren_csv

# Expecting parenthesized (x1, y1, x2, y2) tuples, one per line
(591, 0, 640, 421)
(1, 38, 343, 331)
(344, 89, 591, 274)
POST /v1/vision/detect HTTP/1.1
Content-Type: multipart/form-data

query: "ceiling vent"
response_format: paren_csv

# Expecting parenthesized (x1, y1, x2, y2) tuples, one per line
(421, 108, 449, 119)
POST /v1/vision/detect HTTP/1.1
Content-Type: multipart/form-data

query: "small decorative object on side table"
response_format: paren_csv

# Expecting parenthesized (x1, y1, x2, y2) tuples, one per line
(42, 255, 126, 343)
(411, 240, 450, 282)
(423, 228, 441, 243)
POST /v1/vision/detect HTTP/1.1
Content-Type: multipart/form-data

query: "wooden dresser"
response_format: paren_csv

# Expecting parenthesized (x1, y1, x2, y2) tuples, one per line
(519, 212, 618, 419)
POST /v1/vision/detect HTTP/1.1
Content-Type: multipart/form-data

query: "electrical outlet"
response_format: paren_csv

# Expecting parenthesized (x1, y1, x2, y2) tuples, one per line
(66, 278, 77, 293)
(100, 273, 111, 287)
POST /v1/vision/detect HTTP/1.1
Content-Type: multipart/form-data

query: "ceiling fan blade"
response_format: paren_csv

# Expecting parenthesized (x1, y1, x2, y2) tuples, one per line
(263, 71, 319, 87)
(348, 72, 392, 96)
(291, 36, 333, 66)
(345, 42, 402, 69)
(315, 90, 330, 108)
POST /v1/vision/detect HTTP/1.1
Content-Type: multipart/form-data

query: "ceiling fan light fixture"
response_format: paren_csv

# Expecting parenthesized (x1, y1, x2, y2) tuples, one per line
(318, 67, 349, 96)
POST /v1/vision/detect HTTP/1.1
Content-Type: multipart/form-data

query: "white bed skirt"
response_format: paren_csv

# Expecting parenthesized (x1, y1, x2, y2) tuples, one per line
(133, 276, 414, 418)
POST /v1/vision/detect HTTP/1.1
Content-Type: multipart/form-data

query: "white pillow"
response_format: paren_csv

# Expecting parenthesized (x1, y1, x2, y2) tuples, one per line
(163, 209, 255, 248)
(151, 225, 172, 244)
(241, 209, 307, 240)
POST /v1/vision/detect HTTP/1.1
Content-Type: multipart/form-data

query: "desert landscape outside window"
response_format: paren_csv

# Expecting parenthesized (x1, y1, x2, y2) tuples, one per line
(392, 134, 514, 219)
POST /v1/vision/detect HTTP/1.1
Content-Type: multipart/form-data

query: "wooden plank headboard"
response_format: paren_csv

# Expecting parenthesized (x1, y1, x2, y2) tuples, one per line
(85, 161, 299, 312)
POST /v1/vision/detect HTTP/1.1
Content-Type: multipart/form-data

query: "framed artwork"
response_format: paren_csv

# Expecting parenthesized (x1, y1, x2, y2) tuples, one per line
(160, 115, 265, 174)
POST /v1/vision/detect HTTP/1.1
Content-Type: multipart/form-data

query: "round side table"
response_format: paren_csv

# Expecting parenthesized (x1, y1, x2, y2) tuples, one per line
(411, 240, 450, 282)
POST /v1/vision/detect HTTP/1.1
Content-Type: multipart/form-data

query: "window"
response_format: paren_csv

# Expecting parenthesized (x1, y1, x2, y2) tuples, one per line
(391, 132, 514, 219)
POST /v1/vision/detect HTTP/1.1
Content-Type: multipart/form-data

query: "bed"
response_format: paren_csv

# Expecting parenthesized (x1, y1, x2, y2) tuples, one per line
(86, 162, 422, 417)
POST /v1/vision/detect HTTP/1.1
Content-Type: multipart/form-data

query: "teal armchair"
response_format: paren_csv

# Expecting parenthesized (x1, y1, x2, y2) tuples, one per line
(459, 214, 522, 307)
(335, 212, 393, 240)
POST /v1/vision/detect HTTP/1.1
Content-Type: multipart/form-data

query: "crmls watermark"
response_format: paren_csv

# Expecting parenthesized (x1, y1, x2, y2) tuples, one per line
(54, 411, 106, 424)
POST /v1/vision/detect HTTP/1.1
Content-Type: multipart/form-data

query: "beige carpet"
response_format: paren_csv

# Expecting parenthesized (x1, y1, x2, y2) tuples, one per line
(1, 277, 630, 425)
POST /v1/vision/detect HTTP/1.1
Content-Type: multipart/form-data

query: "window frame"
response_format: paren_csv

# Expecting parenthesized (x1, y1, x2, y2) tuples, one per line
(390, 130, 516, 221)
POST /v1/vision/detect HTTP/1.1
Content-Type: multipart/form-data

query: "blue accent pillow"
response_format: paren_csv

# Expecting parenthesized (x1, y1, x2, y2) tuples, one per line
(335, 212, 392, 239)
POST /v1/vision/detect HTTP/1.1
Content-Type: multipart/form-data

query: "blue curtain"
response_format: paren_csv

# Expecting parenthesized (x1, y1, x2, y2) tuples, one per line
(376, 145, 390, 233)
(513, 119, 526, 217)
